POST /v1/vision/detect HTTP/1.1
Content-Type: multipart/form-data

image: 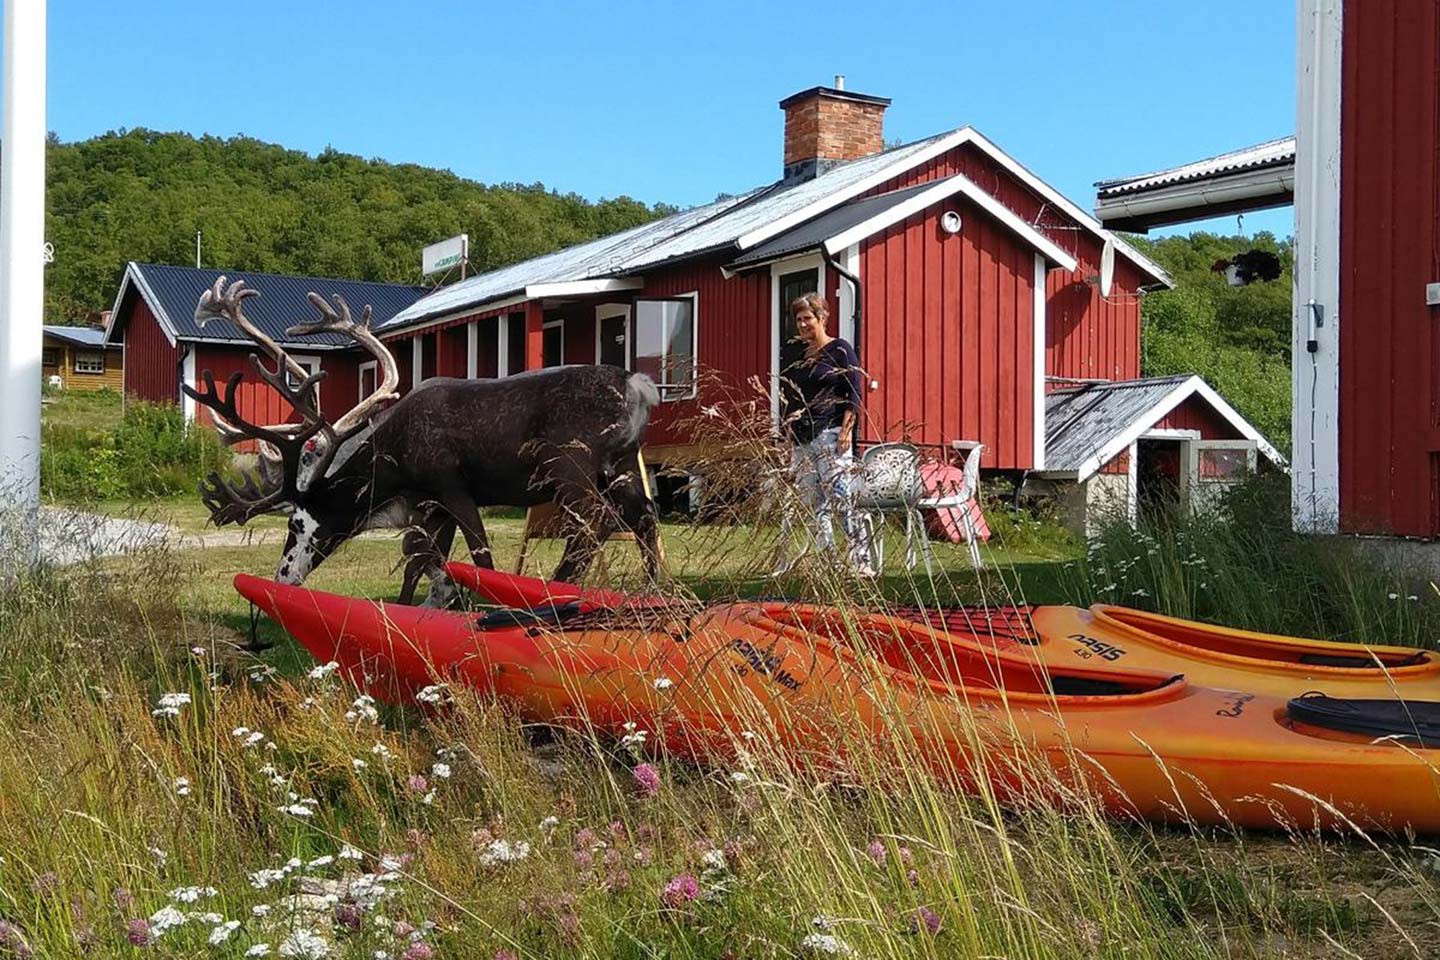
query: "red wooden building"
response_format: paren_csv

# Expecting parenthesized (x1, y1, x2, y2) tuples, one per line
(1094, 0, 1439, 543)
(104, 262, 426, 431)
(365, 82, 1275, 529)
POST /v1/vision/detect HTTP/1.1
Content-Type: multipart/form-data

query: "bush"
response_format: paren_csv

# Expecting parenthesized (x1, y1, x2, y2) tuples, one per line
(41, 399, 229, 501)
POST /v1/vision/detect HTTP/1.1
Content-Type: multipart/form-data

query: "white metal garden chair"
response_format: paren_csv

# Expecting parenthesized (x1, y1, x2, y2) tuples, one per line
(853, 442, 933, 575)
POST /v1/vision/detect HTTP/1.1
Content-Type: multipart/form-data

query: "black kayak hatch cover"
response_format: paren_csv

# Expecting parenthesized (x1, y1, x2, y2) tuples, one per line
(1288, 693, 1440, 747)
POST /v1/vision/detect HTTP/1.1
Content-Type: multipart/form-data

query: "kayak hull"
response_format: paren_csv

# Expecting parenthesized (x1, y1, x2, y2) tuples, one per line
(237, 573, 1440, 834)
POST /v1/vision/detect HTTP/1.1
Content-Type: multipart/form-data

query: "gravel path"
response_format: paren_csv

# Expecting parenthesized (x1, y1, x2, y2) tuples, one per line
(37, 506, 175, 565)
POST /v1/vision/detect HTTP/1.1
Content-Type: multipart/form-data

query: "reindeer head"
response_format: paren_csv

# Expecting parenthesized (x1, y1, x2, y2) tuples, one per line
(184, 277, 400, 583)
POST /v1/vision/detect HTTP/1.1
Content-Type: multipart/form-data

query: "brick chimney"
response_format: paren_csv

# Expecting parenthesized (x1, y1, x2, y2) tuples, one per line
(780, 76, 891, 182)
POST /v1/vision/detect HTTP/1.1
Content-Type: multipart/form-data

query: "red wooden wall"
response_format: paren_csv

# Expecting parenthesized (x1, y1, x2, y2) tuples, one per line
(859, 194, 1036, 469)
(1338, 0, 1440, 537)
(191, 346, 360, 433)
(1155, 396, 1242, 439)
(119, 296, 181, 404)
(861, 141, 1144, 385)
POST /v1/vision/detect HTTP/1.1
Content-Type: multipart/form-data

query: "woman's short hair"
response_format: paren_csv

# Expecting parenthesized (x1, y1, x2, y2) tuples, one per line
(789, 292, 828, 320)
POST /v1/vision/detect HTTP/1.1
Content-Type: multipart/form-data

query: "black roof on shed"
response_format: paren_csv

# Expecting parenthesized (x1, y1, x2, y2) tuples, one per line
(112, 262, 428, 349)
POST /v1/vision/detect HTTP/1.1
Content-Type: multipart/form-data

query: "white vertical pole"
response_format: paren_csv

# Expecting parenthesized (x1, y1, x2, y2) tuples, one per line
(0, 0, 47, 572)
(1292, 0, 1344, 533)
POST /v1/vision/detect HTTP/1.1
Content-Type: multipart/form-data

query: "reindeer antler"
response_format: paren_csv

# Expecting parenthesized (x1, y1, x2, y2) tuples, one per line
(290, 292, 401, 435)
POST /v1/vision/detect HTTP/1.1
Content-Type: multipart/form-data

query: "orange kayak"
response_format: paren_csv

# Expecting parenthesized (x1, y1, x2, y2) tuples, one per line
(237, 573, 1440, 833)
(444, 564, 1440, 702)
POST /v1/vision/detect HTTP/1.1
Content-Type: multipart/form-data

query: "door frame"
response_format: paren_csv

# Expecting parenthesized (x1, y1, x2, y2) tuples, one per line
(595, 302, 632, 370)
(769, 253, 826, 424)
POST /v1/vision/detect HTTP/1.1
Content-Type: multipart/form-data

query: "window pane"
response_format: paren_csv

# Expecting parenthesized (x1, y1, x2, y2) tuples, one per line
(542, 325, 564, 367)
(1198, 447, 1250, 480)
(634, 299, 695, 395)
(506, 313, 526, 374)
(74, 351, 105, 374)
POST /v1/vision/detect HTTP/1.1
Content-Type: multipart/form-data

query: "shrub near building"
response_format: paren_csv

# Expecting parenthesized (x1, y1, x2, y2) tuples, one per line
(41, 391, 229, 500)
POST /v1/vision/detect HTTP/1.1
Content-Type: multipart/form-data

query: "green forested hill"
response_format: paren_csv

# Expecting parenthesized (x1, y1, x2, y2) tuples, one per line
(43, 129, 675, 323)
(1128, 231, 1294, 453)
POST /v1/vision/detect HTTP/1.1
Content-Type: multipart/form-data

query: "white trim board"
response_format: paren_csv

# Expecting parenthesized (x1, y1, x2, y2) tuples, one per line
(821, 174, 1078, 272)
(1292, 0, 1343, 533)
(358, 359, 378, 403)
(1032, 253, 1047, 471)
(525, 278, 643, 299)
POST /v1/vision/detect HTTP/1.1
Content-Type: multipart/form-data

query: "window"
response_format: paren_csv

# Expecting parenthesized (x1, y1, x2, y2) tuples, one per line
(506, 312, 527, 375)
(596, 304, 631, 369)
(633, 295, 697, 400)
(358, 360, 377, 403)
(73, 351, 105, 374)
(285, 355, 321, 406)
(42, 347, 62, 368)
(542, 318, 565, 367)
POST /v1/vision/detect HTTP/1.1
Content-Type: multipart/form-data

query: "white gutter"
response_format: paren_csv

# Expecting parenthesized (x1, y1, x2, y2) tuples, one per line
(1094, 164, 1296, 227)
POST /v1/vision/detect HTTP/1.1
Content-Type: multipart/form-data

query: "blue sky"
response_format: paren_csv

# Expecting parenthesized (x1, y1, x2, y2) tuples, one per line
(32, 0, 1295, 237)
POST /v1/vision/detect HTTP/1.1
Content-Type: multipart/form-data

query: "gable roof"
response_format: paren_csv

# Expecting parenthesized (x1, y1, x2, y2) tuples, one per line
(44, 325, 116, 349)
(729, 174, 1080, 272)
(1043, 374, 1285, 482)
(382, 126, 1172, 334)
(107, 262, 428, 350)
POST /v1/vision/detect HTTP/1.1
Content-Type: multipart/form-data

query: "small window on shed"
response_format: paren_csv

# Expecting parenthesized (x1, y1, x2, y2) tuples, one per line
(73, 351, 105, 374)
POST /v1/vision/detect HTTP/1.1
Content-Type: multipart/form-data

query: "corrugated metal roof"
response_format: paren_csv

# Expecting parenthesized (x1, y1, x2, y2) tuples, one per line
(1043, 375, 1193, 473)
(1095, 137, 1296, 197)
(377, 191, 762, 330)
(380, 131, 964, 331)
(130, 263, 428, 348)
(729, 180, 938, 267)
(43, 325, 113, 347)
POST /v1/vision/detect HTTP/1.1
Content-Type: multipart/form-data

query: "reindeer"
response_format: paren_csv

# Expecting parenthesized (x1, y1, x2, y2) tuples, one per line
(186, 277, 661, 605)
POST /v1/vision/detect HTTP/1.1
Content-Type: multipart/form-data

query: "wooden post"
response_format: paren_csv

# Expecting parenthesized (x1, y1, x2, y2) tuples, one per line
(525, 300, 544, 372)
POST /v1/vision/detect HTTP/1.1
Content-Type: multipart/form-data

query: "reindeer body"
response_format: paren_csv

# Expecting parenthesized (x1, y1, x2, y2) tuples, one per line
(185, 277, 661, 606)
(276, 364, 661, 595)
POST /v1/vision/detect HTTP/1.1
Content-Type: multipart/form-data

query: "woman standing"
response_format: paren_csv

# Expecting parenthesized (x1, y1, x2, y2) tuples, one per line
(772, 292, 872, 577)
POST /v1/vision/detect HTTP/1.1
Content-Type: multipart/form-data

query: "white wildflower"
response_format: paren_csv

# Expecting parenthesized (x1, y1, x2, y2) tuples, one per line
(345, 695, 379, 724)
(168, 885, 216, 903)
(245, 946, 273, 958)
(620, 722, 648, 750)
(149, 904, 187, 935)
(474, 838, 531, 868)
(307, 661, 340, 681)
(243, 731, 266, 748)
(799, 932, 855, 956)
(700, 849, 727, 872)
(421, 790, 435, 805)
(1390, 593, 1400, 601)
(741, 730, 757, 741)
(151, 692, 192, 718)
(209, 920, 241, 945)
(232, 726, 251, 738)
(338, 844, 364, 861)
(279, 802, 315, 817)
(308, 855, 334, 869)
(191, 912, 223, 924)
(191, 646, 207, 656)
(378, 854, 404, 873)
(352, 758, 368, 770)
(249, 868, 286, 890)
(278, 928, 332, 958)
(299, 697, 316, 709)
(653, 676, 674, 691)
(149, 846, 168, 867)
(415, 684, 448, 704)
(370, 743, 393, 761)
(430, 762, 451, 779)
(729, 771, 750, 783)
(538, 815, 560, 834)
(173, 776, 191, 797)
(252, 904, 272, 917)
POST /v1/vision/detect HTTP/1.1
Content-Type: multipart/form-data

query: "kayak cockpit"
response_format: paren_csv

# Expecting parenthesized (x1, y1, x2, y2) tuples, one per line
(1092, 605, 1436, 673)
(750, 605, 1181, 701)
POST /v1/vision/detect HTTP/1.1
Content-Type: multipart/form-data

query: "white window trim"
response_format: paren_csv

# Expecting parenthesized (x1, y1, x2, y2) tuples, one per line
(181, 348, 196, 422)
(289, 354, 322, 409)
(411, 337, 423, 385)
(497, 316, 510, 377)
(542, 317, 565, 366)
(466, 321, 478, 379)
(769, 253, 826, 423)
(634, 291, 699, 402)
(595, 303, 632, 371)
(358, 359, 378, 404)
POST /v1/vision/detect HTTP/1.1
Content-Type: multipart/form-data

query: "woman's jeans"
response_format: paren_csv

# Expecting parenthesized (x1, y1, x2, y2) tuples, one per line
(775, 427, 870, 571)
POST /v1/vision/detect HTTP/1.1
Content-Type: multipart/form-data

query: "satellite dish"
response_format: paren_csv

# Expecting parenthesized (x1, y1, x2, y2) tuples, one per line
(1099, 238, 1115, 298)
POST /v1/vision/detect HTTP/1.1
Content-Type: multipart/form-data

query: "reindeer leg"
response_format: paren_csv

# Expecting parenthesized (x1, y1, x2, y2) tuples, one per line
(605, 457, 661, 581)
(439, 490, 494, 570)
(553, 497, 608, 585)
(400, 507, 455, 605)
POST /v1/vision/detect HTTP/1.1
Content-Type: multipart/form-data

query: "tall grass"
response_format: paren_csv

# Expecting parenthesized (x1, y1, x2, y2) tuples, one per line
(1, 502, 1436, 958)
(1064, 471, 1440, 647)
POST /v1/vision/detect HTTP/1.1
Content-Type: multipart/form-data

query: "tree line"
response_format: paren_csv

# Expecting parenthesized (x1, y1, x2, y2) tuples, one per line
(41, 128, 675, 324)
